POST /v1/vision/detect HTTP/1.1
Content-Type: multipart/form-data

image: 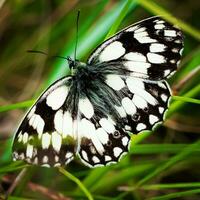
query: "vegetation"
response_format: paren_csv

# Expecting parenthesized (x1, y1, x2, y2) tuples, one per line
(0, 0, 200, 199)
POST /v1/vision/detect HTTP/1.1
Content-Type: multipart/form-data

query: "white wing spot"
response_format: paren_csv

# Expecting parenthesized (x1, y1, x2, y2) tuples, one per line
(164, 30, 177, 37)
(42, 133, 51, 149)
(19, 153, 25, 160)
(134, 31, 148, 38)
(54, 163, 61, 167)
(122, 137, 129, 146)
(150, 43, 166, 52)
(147, 53, 165, 64)
(92, 156, 100, 163)
(124, 61, 150, 74)
(36, 115, 45, 138)
(79, 98, 94, 119)
(134, 27, 146, 33)
(27, 106, 36, 119)
(113, 147, 122, 157)
(99, 41, 125, 62)
(135, 36, 157, 44)
(99, 118, 115, 133)
(42, 164, 50, 168)
(33, 157, 38, 164)
(124, 52, 146, 62)
(158, 82, 166, 89)
(125, 25, 139, 32)
(125, 125, 131, 131)
(54, 110, 63, 134)
(52, 131, 62, 152)
(65, 152, 73, 159)
(63, 111, 73, 138)
(136, 123, 146, 131)
(115, 105, 126, 118)
(26, 144, 33, 158)
(23, 132, 28, 144)
(55, 155, 59, 162)
(121, 97, 137, 115)
(161, 94, 168, 102)
(105, 155, 112, 161)
(126, 77, 157, 106)
(149, 115, 159, 125)
(82, 150, 89, 161)
(132, 95, 148, 109)
(46, 86, 68, 110)
(17, 131, 23, 143)
(42, 156, 48, 163)
(154, 24, 165, 29)
(159, 107, 165, 114)
(96, 128, 109, 144)
(106, 74, 125, 91)
(164, 70, 171, 77)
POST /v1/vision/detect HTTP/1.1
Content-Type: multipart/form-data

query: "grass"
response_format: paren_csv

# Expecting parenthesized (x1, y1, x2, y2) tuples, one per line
(0, 0, 200, 200)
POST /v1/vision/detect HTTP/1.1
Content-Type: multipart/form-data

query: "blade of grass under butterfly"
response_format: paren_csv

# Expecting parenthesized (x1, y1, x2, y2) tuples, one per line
(136, 140, 200, 187)
(150, 188, 200, 200)
(58, 167, 94, 200)
(139, 182, 200, 190)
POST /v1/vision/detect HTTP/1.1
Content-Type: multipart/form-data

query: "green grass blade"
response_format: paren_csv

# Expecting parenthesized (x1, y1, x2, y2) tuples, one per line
(90, 164, 154, 195)
(150, 188, 200, 200)
(58, 167, 94, 200)
(136, 140, 200, 187)
(130, 144, 200, 154)
(172, 95, 200, 105)
(105, 0, 137, 40)
(167, 84, 200, 117)
(142, 182, 200, 190)
(0, 100, 34, 113)
(138, 0, 200, 40)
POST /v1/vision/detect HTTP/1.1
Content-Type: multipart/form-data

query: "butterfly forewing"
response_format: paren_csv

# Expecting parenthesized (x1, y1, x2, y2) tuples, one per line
(87, 16, 183, 80)
(12, 77, 77, 167)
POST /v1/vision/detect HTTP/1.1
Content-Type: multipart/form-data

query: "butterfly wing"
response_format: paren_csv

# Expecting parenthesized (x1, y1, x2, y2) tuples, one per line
(76, 16, 183, 167)
(12, 76, 78, 167)
(76, 74, 169, 167)
(87, 16, 183, 80)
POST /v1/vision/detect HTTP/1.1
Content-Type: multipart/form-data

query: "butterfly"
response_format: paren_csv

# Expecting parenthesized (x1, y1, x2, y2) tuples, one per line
(12, 16, 184, 168)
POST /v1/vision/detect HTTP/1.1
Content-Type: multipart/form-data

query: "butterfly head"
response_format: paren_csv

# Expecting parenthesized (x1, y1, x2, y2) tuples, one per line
(67, 56, 76, 69)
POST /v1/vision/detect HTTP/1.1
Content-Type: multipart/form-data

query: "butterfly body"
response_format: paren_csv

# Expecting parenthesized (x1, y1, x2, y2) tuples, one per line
(12, 16, 183, 167)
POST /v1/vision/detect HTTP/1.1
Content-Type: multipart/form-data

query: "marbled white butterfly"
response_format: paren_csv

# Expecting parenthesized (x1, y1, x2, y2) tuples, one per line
(12, 16, 184, 167)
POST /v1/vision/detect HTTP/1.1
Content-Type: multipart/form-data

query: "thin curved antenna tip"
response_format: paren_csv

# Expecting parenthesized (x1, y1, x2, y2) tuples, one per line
(74, 10, 80, 61)
(27, 50, 69, 60)
(27, 50, 48, 55)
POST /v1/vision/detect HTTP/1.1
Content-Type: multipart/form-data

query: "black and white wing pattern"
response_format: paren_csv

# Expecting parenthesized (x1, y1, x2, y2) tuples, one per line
(12, 77, 77, 167)
(77, 16, 183, 166)
(12, 16, 184, 168)
(88, 16, 183, 80)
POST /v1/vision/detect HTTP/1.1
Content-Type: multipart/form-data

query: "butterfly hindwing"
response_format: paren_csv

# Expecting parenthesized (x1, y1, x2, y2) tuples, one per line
(87, 16, 183, 80)
(12, 77, 77, 167)
(77, 96, 130, 167)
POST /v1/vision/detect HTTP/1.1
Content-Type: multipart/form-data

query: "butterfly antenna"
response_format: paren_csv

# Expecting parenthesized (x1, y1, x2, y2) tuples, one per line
(27, 50, 48, 56)
(27, 50, 69, 60)
(74, 10, 80, 61)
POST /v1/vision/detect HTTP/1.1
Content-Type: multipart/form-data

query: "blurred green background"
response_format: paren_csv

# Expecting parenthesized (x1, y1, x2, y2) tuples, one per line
(0, 0, 200, 199)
